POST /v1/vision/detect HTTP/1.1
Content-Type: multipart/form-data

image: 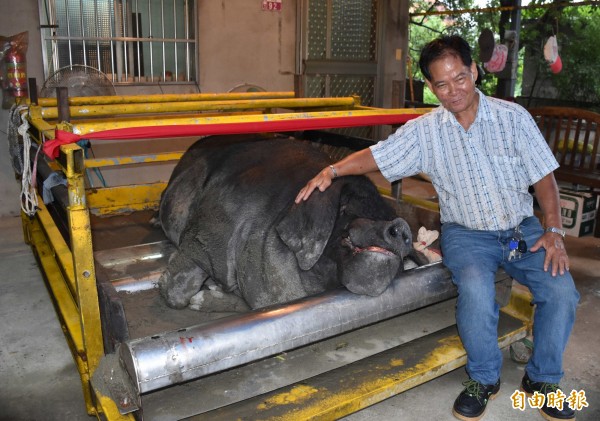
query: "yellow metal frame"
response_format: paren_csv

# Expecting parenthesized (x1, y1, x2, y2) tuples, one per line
(18, 92, 531, 420)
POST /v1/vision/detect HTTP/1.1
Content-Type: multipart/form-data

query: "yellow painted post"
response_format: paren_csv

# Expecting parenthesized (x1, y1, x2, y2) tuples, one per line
(60, 143, 104, 412)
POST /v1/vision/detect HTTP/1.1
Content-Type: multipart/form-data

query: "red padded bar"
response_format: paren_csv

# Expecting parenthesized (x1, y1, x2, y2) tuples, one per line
(44, 113, 422, 158)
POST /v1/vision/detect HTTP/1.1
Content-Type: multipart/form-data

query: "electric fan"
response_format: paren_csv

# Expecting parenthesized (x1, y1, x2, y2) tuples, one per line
(40, 64, 116, 97)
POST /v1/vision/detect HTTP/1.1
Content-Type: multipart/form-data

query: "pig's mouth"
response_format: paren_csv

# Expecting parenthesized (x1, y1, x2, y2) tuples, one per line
(339, 236, 402, 297)
(341, 237, 397, 257)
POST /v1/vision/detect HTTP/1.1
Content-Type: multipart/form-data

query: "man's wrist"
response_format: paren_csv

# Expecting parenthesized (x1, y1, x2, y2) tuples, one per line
(329, 165, 338, 178)
(545, 226, 566, 238)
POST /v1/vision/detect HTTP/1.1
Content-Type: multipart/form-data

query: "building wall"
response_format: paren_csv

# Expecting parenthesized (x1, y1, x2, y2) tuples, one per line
(197, 0, 298, 93)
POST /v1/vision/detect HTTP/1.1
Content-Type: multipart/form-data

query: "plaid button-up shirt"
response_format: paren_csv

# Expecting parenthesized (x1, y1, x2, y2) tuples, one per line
(371, 91, 558, 231)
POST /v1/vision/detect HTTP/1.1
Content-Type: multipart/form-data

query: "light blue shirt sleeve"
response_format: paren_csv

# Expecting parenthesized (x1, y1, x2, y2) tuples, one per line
(368, 95, 560, 231)
(515, 107, 559, 185)
(370, 116, 428, 182)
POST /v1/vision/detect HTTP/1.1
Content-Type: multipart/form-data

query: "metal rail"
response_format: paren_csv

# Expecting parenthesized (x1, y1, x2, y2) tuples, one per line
(39, 97, 359, 119)
(35, 91, 296, 107)
(121, 264, 457, 394)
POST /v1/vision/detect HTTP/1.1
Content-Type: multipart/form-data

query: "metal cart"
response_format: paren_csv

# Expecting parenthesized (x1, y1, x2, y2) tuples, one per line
(12, 91, 533, 420)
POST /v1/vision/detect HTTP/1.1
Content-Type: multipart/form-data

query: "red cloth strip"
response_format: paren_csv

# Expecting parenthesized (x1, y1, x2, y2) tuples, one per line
(44, 113, 422, 158)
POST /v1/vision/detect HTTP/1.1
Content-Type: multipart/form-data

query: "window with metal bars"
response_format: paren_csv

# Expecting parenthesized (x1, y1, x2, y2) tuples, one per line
(39, 0, 196, 84)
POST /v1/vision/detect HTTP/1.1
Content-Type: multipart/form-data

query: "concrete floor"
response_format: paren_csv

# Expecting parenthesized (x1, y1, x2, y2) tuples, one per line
(1, 211, 599, 421)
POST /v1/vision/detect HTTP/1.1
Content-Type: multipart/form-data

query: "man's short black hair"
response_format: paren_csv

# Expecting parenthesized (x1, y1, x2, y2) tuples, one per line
(419, 35, 473, 81)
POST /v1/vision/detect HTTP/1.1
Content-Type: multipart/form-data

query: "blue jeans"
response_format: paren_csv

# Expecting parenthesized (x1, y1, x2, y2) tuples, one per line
(441, 216, 579, 385)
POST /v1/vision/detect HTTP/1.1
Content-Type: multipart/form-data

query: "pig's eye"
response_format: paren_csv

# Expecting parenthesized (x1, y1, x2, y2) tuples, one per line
(388, 226, 399, 237)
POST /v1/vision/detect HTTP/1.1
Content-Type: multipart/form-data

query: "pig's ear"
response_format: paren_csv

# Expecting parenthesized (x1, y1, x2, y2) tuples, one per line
(276, 184, 341, 271)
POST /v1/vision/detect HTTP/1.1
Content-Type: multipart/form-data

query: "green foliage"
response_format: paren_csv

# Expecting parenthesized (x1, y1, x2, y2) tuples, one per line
(408, 1, 600, 105)
(522, 4, 600, 104)
(408, 0, 504, 100)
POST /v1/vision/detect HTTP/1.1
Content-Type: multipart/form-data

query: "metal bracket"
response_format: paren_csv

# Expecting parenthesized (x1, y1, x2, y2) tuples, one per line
(91, 351, 140, 415)
(391, 179, 403, 203)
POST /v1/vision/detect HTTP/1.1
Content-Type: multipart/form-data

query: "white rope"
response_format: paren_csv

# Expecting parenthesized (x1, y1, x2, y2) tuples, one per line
(17, 109, 39, 217)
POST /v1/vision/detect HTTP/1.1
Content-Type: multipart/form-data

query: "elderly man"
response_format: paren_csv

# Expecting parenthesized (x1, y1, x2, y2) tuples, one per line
(296, 35, 579, 421)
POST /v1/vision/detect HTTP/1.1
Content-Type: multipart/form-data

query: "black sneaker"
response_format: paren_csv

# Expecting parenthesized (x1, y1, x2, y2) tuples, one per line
(521, 372, 576, 421)
(452, 378, 500, 421)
